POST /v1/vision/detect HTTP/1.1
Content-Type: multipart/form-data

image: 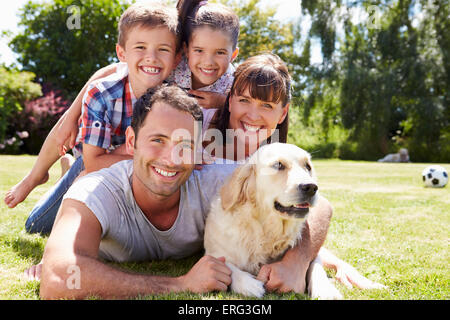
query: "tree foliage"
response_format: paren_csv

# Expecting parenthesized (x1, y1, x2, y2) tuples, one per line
(300, 0, 449, 162)
(5, 0, 449, 161)
(9, 0, 128, 100)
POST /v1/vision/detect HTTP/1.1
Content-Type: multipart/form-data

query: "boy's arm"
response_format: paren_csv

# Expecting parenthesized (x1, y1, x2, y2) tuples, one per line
(83, 143, 132, 173)
(53, 63, 119, 155)
(40, 198, 231, 299)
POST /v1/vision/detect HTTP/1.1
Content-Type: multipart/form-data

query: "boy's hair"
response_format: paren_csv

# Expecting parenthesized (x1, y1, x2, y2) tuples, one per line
(118, 2, 181, 51)
(212, 53, 292, 143)
(132, 85, 203, 140)
(177, 0, 240, 49)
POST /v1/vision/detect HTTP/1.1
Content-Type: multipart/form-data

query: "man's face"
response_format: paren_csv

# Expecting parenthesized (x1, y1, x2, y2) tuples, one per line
(128, 102, 197, 198)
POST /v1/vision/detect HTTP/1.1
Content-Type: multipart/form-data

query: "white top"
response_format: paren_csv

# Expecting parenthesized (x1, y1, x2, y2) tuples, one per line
(64, 159, 237, 262)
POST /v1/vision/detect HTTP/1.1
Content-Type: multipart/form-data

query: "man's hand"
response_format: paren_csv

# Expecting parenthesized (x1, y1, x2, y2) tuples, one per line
(180, 255, 231, 293)
(257, 259, 307, 294)
(189, 90, 227, 109)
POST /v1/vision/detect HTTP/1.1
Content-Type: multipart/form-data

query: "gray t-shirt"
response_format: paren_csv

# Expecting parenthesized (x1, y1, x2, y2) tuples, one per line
(64, 160, 237, 262)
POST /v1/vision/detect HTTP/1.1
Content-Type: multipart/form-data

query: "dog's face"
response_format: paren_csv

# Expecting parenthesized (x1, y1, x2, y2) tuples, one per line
(253, 143, 318, 220)
(221, 143, 318, 220)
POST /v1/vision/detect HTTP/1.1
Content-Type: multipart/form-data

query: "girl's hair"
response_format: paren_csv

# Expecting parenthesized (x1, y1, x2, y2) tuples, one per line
(212, 53, 292, 143)
(176, 0, 240, 49)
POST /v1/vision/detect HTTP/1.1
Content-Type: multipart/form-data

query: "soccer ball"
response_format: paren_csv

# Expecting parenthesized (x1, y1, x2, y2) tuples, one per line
(422, 165, 448, 188)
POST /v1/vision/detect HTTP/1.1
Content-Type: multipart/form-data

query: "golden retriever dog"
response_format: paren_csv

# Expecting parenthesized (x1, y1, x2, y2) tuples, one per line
(204, 143, 343, 299)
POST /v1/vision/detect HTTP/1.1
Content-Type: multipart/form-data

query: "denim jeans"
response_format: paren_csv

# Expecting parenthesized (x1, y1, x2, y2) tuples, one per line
(25, 156, 85, 234)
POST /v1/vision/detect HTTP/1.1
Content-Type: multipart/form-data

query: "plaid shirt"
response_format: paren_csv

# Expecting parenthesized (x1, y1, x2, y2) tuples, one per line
(78, 63, 136, 152)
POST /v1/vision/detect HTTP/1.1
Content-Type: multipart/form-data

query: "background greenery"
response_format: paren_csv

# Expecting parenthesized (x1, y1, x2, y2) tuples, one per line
(0, 0, 448, 161)
(0, 155, 448, 299)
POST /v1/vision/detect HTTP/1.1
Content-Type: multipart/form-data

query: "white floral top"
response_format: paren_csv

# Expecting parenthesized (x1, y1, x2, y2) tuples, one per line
(167, 55, 235, 94)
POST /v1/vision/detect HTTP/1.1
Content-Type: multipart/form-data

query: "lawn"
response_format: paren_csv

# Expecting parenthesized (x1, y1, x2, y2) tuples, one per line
(0, 155, 449, 300)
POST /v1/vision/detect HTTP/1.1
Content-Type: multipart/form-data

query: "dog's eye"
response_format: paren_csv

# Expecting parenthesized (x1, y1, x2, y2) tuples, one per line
(272, 161, 285, 170)
(305, 163, 312, 171)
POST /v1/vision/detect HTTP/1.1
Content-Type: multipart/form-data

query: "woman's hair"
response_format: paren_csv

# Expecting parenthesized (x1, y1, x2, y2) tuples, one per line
(176, 0, 240, 49)
(212, 53, 292, 143)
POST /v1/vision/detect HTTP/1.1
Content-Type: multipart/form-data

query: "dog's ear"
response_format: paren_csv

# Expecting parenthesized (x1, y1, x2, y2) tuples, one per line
(220, 163, 256, 212)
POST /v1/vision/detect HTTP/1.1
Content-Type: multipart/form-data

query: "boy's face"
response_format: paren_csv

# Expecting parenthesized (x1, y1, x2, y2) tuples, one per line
(116, 25, 179, 97)
(187, 26, 238, 90)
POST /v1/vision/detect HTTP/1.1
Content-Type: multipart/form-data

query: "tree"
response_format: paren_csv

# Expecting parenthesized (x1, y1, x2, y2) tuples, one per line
(9, 0, 128, 100)
(300, 0, 449, 162)
(217, 0, 306, 88)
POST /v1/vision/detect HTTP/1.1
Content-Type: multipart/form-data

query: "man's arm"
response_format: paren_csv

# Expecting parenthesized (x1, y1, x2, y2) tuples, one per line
(40, 199, 231, 300)
(257, 196, 332, 293)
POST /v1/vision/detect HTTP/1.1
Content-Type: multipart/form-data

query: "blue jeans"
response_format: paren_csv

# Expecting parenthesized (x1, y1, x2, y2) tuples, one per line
(25, 156, 85, 234)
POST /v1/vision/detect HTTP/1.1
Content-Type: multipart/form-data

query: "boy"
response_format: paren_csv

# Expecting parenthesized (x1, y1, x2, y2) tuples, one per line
(24, 2, 181, 235)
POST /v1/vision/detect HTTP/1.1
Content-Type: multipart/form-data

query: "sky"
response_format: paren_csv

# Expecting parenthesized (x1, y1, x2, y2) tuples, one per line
(0, 0, 311, 66)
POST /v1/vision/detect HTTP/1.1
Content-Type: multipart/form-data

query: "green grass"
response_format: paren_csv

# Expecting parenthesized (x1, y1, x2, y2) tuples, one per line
(0, 155, 449, 300)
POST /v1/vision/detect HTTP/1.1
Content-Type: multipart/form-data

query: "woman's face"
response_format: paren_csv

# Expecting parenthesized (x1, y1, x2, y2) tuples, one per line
(228, 88, 289, 147)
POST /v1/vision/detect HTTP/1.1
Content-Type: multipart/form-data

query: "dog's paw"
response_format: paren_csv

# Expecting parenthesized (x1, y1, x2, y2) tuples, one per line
(230, 272, 265, 298)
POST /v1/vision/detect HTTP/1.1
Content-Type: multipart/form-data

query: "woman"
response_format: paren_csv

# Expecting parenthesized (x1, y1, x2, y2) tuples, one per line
(201, 53, 290, 161)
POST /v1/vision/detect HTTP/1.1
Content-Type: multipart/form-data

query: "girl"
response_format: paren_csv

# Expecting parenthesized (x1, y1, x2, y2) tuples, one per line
(173, 0, 240, 108)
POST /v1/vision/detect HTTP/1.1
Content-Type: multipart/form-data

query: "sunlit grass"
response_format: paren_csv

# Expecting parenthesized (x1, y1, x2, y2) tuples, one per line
(0, 155, 448, 299)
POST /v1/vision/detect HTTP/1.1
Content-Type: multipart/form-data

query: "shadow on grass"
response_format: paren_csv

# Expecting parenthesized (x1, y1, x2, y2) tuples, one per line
(1, 235, 45, 264)
(112, 252, 310, 300)
(3, 238, 311, 300)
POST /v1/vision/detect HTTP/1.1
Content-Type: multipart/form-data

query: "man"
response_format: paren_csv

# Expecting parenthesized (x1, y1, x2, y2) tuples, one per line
(40, 85, 332, 299)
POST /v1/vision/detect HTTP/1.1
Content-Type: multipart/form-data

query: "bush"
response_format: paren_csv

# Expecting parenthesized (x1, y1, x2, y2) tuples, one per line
(0, 66, 42, 145)
(287, 105, 346, 159)
(9, 86, 70, 155)
(0, 131, 29, 154)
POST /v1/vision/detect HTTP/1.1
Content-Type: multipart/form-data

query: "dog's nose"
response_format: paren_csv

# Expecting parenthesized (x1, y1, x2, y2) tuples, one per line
(299, 183, 318, 197)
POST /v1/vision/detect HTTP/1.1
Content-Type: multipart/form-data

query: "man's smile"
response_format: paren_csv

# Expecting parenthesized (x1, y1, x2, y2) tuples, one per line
(152, 166, 179, 178)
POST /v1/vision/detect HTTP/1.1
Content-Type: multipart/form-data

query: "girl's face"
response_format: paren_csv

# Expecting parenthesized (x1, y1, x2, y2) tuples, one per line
(228, 88, 289, 147)
(186, 26, 238, 90)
